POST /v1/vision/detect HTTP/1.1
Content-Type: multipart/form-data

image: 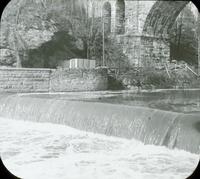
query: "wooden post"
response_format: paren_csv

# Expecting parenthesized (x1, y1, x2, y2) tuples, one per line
(136, 0, 141, 68)
(198, 37, 200, 75)
(13, 34, 22, 68)
(16, 52, 22, 68)
(101, 0, 105, 66)
(103, 14, 105, 66)
(198, 12, 200, 75)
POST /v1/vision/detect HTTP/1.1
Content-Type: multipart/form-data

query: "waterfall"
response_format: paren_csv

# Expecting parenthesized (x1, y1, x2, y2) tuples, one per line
(0, 95, 199, 154)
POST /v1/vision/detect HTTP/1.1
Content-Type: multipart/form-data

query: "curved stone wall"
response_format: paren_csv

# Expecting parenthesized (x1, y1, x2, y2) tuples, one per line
(50, 68, 108, 92)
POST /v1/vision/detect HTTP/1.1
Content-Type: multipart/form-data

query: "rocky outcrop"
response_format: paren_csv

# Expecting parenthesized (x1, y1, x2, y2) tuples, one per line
(0, 0, 87, 67)
(1, 0, 56, 66)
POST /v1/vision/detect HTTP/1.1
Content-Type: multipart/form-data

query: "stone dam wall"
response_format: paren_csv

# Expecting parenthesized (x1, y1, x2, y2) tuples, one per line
(0, 68, 108, 92)
(0, 95, 199, 154)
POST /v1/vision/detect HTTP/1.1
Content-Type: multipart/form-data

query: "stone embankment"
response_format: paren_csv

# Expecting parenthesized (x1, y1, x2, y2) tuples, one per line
(0, 68, 108, 92)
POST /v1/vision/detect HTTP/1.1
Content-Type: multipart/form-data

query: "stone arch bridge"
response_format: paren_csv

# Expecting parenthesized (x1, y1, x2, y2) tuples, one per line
(87, 0, 199, 68)
(1, 0, 199, 69)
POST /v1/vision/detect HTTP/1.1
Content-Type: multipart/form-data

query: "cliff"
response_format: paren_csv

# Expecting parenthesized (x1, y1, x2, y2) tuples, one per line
(0, 0, 88, 67)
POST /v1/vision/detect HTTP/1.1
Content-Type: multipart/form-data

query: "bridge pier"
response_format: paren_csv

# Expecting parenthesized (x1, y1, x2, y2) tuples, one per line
(116, 34, 170, 67)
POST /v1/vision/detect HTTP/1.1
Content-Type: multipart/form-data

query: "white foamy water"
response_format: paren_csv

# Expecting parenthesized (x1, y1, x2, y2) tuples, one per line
(0, 117, 199, 179)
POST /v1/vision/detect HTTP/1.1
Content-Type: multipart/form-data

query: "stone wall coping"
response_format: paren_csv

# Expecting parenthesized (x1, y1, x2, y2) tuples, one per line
(0, 67, 107, 72)
(0, 68, 55, 72)
(55, 67, 108, 71)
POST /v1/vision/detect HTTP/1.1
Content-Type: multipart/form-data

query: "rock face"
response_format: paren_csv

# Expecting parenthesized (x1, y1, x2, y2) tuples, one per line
(1, 0, 56, 66)
(0, 0, 87, 67)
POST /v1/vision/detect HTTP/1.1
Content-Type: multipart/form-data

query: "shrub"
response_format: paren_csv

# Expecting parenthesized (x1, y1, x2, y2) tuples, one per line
(142, 71, 176, 88)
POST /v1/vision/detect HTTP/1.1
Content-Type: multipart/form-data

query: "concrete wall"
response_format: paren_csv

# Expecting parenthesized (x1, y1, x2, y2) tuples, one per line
(0, 68, 108, 93)
(50, 68, 108, 92)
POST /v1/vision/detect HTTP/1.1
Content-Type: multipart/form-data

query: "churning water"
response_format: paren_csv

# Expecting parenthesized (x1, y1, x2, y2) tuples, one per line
(0, 118, 199, 179)
(0, 90, 200, 179)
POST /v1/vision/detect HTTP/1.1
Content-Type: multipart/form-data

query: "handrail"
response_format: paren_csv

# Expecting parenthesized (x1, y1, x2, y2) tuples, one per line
(164, 64, 171, 78)
(185, 64, 199, 77)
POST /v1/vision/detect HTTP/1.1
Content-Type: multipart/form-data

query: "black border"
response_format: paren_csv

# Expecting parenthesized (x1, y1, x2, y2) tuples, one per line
(0, 0, 199, 179)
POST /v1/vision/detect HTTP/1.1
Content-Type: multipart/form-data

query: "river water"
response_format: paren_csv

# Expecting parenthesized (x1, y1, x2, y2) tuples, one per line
(0, 89, 200, 179)
(23, 89, 200, 114)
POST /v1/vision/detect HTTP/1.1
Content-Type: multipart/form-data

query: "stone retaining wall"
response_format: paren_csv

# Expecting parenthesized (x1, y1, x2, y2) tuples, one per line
(0, 68, 108, 93)
(50, 68, 108, 92)
(0, 68, 52, 92)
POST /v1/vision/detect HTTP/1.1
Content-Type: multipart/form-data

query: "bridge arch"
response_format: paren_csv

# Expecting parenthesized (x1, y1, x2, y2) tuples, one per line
(141, 1, 199, 67)
(115, 0, 125, 34)
(142, 1, 191, 37)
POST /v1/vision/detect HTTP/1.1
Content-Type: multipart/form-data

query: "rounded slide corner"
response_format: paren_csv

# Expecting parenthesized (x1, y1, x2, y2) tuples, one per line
(0, 157, 21, 179)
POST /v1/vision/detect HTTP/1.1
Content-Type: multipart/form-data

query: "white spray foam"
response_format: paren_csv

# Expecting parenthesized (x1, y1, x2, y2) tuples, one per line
(0, 117, 199, 179)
